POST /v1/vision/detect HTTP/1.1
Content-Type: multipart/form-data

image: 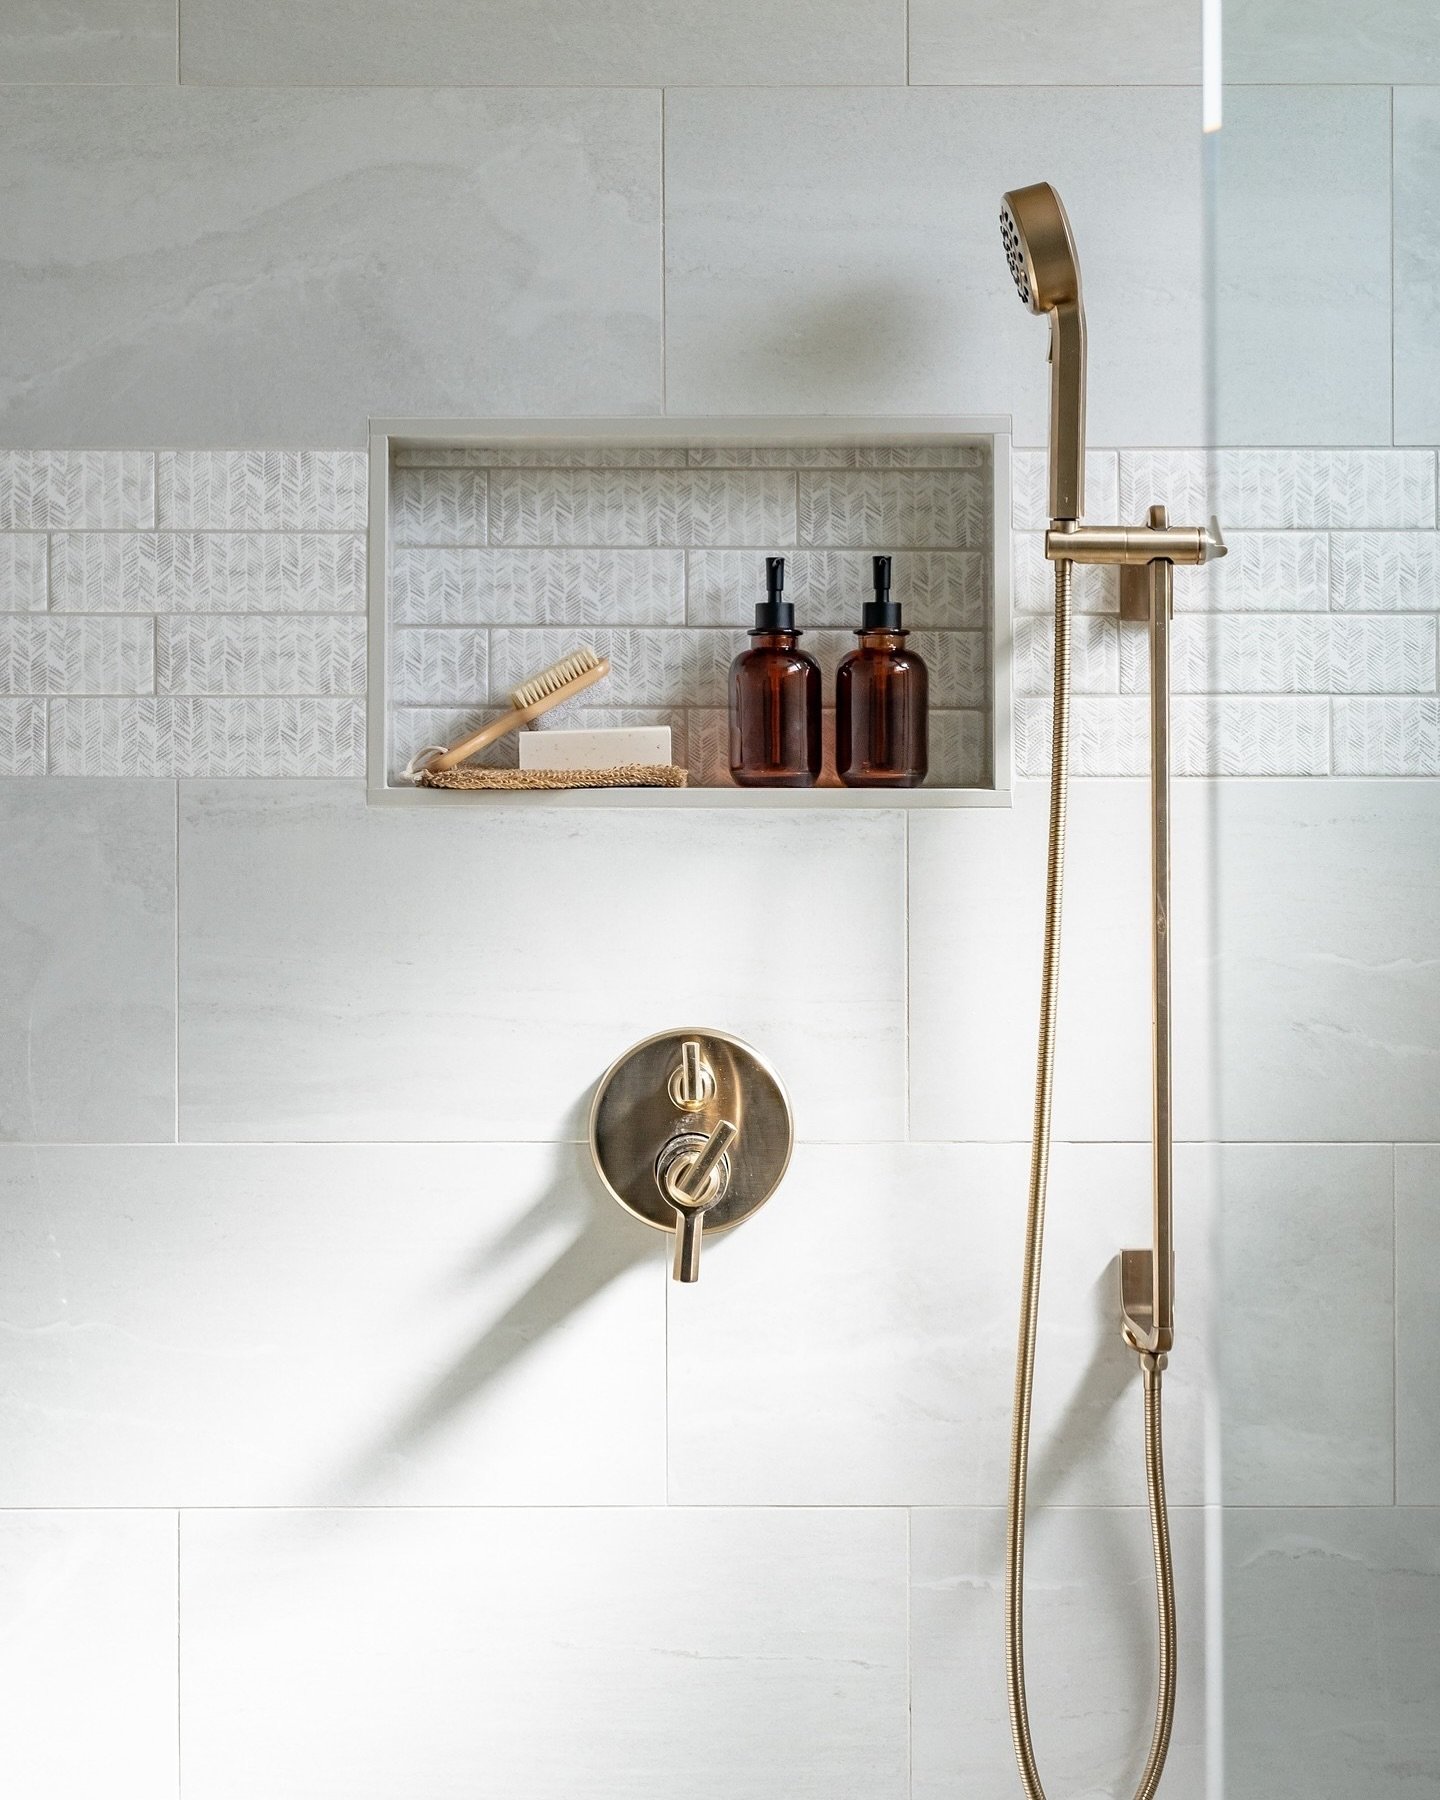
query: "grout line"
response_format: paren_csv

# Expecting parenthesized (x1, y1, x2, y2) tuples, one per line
(903, 810, 911, 1142)
(904, 1506, 913, 1793)
(1389, 86, 1396, 451)
(1392, 1141, 1399, 1506)
(173, 779, 181, 1147)
(660, 89, 668, 414)
(175, 1509, 182, 1798)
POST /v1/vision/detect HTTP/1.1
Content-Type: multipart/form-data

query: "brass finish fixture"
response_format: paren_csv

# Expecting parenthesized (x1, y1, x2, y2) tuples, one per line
(1000, 182, 1225, 1800)
(589, 1028, 793, 1283)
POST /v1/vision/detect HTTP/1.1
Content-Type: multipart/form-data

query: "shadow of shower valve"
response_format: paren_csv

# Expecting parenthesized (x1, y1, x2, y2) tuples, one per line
(657, 1119, 738, 1283)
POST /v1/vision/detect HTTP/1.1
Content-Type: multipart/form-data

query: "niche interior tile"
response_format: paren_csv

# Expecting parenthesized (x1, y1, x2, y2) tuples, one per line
(1222, 1509, 1440, 1799)
(391, 628, 488, 708)
(0, 451, 153, 530)
(664, 88, 1202, 445)
(390, 468, 486, 546)
(0, 90, 661, 445)
(667, 1142, 1209, 1508)
(181, 1507, 908, 1800)
(1397, 1146, 1440, 1501)
(179, 0, 906, 85)
(0, 1143, 664, 1507)
(685, 548, 985, 629)
(1212, 88, 1391, 445)
(1395, 88, 1440, 445)
(50, 697, 364, 777)
(909, 0, 1197, 84)
(488, 627, 737, 708)
(1214, 1144, 1393, 1505)
(1333, 699, 1440, 776)
(1214, 449, 1436, 530)
(177, 781, 904, 1142)
(488, 469, 796, 548)
(930, 709, 989, 786)
(798, 470, 987, 548)
(398, 445, 689, 468)
(0, 535, 47, 610)
(0, 1511, 177, 1800)
(910, 1508, 1208, 1800)
(160, 451, 367, 531)
(0, 780, 174, 1142)
(0, 701, 46, 775)
(1330, 532, 1440, 611)
(391, 547, 685, 627)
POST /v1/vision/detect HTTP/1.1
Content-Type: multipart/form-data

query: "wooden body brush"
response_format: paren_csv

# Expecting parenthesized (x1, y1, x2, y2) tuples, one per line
(424, 647, 610, 772)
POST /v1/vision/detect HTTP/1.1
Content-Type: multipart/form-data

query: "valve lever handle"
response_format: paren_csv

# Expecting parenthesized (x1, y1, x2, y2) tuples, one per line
(663, 1118, 737, 1283)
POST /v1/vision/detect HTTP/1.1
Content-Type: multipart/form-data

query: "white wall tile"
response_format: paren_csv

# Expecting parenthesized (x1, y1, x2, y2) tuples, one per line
(1395, 88, 1440, 445)
(390, 468, 486, 546)
(180, 0, 907, 85)
(0, 1511, 177, 1800)
(797, 470, 988, 548)
(0, 90, 661, 445)
(1013, 529, 1118, 616)
(392, 547, 685, 627)
(664, 88, 1203, 447)
(911, 1507, 1208, 1800)
(1330, 532, 1440, 611)
(52, 531, 366, 612)
(1222, 1510, 1440, 1799)
(1148, 617, 1437, 696)
(180, 1506, 909, 1800)
(1016, 696, 1333, 777)
(177, 781, 905, 1142)
(1333, 698, 1440, 775)
(0, 700, 46, 774)
(159, 451, 367, 531)
(667, 1143, 1209, 1507)
(0, 1143, 664, 1506)
(0, 534, 47, 610)
(1396, 1146, 1440, 1502)
(686, 548, 985, 629)
(1216, 450, 1436, 529)
(390, 627, 488, 707)
(909, 0, 1198, 84)
(0, 451, 153, 529)
(488, 469, 796, 548)
(1, 0, 176, 82)
(1214, 1144, 1394, 1505)
(1191, 531, 1330, 613)
(0, 780, 175, 1141)
(1013, 614, 1119, 698)
(1227, 0, 1440, 82)
(0, 616, 152, 695)
(1013, 449, 1119, 530)
(159, 617, 366, 696)
(51, 697, 364, 776)
(1117, 448, 1209, 525)
(1212, 88, 1392, 445)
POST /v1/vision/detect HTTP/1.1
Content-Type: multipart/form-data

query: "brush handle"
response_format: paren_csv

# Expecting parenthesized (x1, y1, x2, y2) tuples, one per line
(429, 659, 610, 771)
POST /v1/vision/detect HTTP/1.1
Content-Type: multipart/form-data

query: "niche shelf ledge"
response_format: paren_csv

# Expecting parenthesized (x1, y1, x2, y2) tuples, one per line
(367, 415, 1013, 809)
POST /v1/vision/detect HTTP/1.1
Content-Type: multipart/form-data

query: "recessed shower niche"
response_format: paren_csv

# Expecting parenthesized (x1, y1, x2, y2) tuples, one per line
(367, 416, 1012, 806)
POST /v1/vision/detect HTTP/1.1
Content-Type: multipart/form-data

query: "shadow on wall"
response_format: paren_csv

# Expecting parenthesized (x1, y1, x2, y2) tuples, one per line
(1029, 1255, 1137, 1509)
(330, 1136, 653, 1500)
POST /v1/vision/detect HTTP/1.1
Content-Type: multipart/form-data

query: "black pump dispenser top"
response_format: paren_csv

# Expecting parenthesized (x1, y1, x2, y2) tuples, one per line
(752, 555, 796, 632)
(862, 554, 903, 630)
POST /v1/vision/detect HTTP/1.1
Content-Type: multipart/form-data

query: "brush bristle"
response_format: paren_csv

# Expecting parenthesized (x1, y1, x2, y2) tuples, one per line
(509, 646, 604, 711)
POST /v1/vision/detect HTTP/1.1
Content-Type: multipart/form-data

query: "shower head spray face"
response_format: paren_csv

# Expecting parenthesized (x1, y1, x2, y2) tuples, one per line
(999, 182, 1087, 523)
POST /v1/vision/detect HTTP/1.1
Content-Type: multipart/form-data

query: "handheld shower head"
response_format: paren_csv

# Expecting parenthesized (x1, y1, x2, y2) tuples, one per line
(1000, 182, 1087, 523)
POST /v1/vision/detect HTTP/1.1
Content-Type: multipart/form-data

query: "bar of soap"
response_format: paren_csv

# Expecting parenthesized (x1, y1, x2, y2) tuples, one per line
(517, 726, 672, 771)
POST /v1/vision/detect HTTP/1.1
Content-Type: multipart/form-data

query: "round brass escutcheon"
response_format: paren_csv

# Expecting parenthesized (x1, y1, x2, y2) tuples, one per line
(589, 1028, 793, 1236)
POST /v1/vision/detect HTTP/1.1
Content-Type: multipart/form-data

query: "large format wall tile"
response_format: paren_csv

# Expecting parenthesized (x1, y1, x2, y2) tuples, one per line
(664, 87, 1203, 447)
(1214, 1145, 1393, 1505)
(0, 1510, 177, 1800)
(177, 781, 905, 1141)
(1212, 88, 1392, 445)
(1396, 1145, 1440, 1502)
(911, 1507, 1207, 1800)
(1222, 1509, 1440, 1799)
(180, 0, 906, 86)
(909, 0, 1198, 85)
(0, 1143, 664, 1506)
(910, 780, 1440, 1144)
(1, 0, 175, 82)
(667, 1143, 1210, 1507)
(1227, 0, 1440, 82)
(1394, 87, 1440, 446)
(0, 780, 174, 1141)
(0, 90, 662, 446)
(180, 1506, 909, 1800)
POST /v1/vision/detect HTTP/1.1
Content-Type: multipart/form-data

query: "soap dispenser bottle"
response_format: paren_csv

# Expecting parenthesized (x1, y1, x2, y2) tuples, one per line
(835, 555, 929, 788)
(728, 556, 822, 787)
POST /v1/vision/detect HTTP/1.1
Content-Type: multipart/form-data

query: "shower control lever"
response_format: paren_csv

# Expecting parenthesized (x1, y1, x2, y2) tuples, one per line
(668, 1039, 716, 1110)
(659, 1119, 737, 1282)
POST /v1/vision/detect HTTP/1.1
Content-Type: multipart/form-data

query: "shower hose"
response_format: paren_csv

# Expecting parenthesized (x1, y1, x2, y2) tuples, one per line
(1003, 554, 1178, 1800)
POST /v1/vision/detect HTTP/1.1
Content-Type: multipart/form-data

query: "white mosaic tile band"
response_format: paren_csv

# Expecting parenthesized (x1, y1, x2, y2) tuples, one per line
(386, 445, 996, 788)
(0, 445, 1438, 778)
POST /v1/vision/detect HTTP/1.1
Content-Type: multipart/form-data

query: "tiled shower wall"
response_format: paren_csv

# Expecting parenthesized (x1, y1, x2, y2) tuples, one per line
(5, 444, 1440, 777)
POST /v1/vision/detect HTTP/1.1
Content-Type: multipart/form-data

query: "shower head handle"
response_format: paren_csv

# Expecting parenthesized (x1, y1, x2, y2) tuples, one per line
(1000, 182, 1087, 524)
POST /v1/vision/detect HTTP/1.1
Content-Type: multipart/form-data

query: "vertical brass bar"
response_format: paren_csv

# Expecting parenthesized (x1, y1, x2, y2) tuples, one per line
(1147, 505, 1174, 1355)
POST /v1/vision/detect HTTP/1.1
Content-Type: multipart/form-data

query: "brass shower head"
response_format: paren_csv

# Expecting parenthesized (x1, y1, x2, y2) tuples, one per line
(1000, 182, 1087, 524)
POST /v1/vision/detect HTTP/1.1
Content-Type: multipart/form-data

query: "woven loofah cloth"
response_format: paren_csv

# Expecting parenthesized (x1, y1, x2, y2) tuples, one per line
(418, 763, 689, 791)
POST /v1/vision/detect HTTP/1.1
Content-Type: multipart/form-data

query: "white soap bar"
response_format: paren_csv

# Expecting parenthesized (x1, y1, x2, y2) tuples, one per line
(518, 726, 672, 771)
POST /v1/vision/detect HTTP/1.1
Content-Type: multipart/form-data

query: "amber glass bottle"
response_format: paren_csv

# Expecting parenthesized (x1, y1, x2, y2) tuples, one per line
(835, 555, 928, 788)
(728, 557, 822, 787)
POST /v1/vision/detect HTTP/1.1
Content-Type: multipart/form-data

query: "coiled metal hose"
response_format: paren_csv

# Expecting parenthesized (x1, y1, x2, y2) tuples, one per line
(1003, 554, 1178, 1800)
